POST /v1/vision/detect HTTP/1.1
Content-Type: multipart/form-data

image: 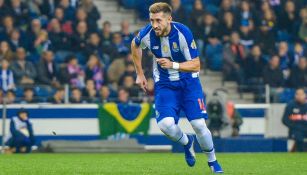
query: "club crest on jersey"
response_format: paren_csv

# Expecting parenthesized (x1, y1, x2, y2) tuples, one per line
(162, 45, 169, 53)
(172, 42, 179, 52)
(191, 40, 197, 49)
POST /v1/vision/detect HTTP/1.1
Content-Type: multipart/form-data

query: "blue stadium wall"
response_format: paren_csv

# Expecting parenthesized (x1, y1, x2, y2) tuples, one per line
(0, 104, 287, 152)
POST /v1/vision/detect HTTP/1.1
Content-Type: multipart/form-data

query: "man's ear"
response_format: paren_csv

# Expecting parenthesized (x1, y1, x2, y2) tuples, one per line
(168, 15, 172, 22)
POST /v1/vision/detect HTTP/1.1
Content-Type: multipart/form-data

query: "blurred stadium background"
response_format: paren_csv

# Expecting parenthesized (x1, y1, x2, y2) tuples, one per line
(0, 0, 307, 174)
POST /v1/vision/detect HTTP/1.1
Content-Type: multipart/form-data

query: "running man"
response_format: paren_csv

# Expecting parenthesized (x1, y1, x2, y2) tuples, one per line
(131, 2, 223, 173)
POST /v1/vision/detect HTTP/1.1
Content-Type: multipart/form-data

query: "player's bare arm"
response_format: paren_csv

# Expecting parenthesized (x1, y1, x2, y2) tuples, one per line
(156, 57, 200, 72)
(131, 39, 148, 93)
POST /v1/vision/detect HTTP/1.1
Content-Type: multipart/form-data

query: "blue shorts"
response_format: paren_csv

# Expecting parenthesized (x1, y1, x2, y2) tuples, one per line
(154, 77, 208, 123)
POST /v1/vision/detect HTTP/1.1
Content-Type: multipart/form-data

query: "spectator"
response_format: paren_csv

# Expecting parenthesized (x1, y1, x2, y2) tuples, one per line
(201, 13, 219, 45)
(298, 7, 307, 43)
(0, 0, 10, 24)
(0, 59, 15, 91)
(6, 90, 16, 104)
(117, 87, 131, 104)
(291, 42, 307, 66)
(0, 16, 15, 41)
(74, 7, 96, 33)
(84, 33, 103, 58)
(244, 45, 266, 86)
(70, 87, 85, 103)
(39, 0, 56, 19)
(236, 0, 258, 27)
(118, 62, 135, 83)
(47, 87, 64, 103)
(170, 0, 187, 25)
(121, 75, 138, 99)
(120, 20, 134, 46)
(99, 85, 110, 103)
(11, 47, 37, 85)
(78, 0, 100, 31)
(278, 0, 299, 38)
(85, 54, 104, 90)
(288, 57, 307, 88)
(54, 7, 74, 35)
(205, 34, 223, 71)
(257, 9, 277, 55)
(282, 88, 307, 152)
(71, 21, 88, 63)
(218, 0, 236, 21)
(218, 11, 238, 43)
(110, 32, 129, 58)
(277, 41, 292, 80)
(58, 0, 75, 22)
(21, 87, 37, 103)
(7, 29, 27, 52)
(223, 32, 247, 85)
(99, 21, 113, 58)
(0, 41, 14, 63)
(37, 50, 60, 87)
(189, 0, 205, 56)
(47, 18, 72, 61)
(244, 45, 266, 100)
(33, 30, 52, 58)
(5, 109, 35, 153)
(239, 20, 256, 49)
(27, 19, 43, 52)
(60, 55, 85, 88)
(263, 55, 284, 102)
(8, 0, 30, 27)
(82, 79, 97, 102)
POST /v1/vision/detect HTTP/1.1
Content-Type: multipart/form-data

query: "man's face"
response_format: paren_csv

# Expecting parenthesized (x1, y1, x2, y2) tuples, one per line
(24, 90, 34, 99)
(72, 89, 81, 99)
(16, 48, 26, 60)
(19, 112, 28, 121)
(150, 12, 171, 37)
(295, 89, 306, 104)
(44, 51, 54, 62)
(100, 86, 110, 98)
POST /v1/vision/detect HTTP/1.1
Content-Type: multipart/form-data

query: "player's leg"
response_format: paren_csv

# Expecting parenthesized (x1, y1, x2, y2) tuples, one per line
(157, 117, 188, 145)
(157, 116, 196, 167)
(182, 78, 223, 173)
(155, 83, 195, 167)
(190, 118, 215, 161)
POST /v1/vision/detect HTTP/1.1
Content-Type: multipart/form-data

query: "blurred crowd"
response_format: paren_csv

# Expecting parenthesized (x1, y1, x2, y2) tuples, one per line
(0, 0, 155, 104)
(158, 0, 307, 102)
(0, 0, 307, 104)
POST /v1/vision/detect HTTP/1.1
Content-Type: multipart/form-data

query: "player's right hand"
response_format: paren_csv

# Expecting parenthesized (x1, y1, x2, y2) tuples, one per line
(136, 74, 148, 93)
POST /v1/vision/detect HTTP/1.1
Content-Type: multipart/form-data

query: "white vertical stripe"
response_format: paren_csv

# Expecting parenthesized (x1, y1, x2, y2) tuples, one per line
(140, 29, 152, 49)
(174, 25, 192, 61)
(153, 55, 160, 82)
(160, 37, 180, 81)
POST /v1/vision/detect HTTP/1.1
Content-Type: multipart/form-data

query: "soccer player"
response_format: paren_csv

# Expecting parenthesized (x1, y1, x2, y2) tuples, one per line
(131, 2, 223, 173)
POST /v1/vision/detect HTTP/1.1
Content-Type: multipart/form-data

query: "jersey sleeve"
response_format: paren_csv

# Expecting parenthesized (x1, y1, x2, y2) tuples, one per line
(181, 25, 199, 60)
(133, 24, 151, 49)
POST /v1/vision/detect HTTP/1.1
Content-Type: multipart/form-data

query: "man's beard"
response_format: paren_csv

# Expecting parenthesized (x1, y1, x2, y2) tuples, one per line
(155, 27, 168, 37)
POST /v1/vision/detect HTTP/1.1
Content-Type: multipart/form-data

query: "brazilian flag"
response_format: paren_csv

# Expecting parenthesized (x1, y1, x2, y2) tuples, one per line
(98, 103, 153, 138)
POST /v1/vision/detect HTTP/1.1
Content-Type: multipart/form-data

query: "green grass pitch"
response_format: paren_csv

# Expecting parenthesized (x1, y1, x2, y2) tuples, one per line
(0, 153, 307, 175)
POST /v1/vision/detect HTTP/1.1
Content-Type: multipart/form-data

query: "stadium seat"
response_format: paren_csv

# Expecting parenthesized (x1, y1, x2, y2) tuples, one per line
(121, 0, 137, 9)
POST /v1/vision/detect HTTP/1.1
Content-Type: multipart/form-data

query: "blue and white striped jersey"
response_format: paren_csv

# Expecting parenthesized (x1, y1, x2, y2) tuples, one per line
(134, 22, 199, 83)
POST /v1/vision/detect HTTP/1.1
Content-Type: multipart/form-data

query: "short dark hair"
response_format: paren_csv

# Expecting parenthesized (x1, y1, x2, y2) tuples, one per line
(149, 2, 172, 15)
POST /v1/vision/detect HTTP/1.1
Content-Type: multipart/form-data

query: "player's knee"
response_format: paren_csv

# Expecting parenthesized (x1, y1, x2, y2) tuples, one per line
(190, 119, 209, 135)
(158, 117, 176, 133)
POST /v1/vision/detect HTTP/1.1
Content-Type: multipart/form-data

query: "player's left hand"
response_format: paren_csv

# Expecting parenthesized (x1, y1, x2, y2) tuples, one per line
(156, 58, 173, 69)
